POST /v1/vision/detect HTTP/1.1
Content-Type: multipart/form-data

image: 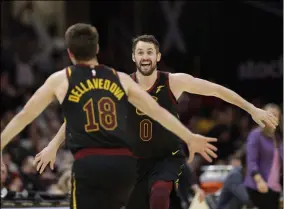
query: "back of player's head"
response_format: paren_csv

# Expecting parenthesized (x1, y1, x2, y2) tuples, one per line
(65, 23, 99, 61)
(132, 35, 160, 53)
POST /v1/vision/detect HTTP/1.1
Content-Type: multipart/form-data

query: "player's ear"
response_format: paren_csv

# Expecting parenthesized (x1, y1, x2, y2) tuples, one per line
(157, 52, 161, 62)
(67, 49, 77, 64)
(67, 49, 72, 58)
(132, 53, 135, 62)
(96, 44, 99, 54)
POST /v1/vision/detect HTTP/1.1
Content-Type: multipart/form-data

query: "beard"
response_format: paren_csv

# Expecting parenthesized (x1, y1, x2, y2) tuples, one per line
(136, 62, 157, 76)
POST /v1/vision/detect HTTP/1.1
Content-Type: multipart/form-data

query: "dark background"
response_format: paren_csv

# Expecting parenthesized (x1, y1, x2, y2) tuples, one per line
(0, 0, 282, 205)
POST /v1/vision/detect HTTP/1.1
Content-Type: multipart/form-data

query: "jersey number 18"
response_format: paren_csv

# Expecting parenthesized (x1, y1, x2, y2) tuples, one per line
(83, 97, 117, 132)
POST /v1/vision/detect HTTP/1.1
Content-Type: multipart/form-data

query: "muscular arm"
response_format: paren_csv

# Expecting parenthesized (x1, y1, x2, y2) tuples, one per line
(1, 72, 62, 151)
(118, 72, 194, 143)
(169, 73, 255, 114)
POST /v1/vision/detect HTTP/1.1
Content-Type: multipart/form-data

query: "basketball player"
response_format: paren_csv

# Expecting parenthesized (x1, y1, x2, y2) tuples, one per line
(125, 35, 278, 209)
(33, 34, 278, 209)
(0, 24, 218, 209)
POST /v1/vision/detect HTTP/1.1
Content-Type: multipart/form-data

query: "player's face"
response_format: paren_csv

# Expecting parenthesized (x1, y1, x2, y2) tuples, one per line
(132, 41, 161, 76)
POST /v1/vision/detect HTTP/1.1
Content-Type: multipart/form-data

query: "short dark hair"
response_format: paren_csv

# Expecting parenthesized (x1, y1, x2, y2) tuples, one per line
(65, 23, 99, 61)
(132, 35, 160, 53)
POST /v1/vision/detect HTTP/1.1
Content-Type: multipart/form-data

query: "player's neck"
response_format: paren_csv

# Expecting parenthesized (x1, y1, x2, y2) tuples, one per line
(75, 58, 99, 67)
(136, 70, 158, 90)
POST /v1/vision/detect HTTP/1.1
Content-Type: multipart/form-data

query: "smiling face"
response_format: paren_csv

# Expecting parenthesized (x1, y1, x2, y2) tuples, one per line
(132, 35, 161, 76)
(132, 41, 161, 76)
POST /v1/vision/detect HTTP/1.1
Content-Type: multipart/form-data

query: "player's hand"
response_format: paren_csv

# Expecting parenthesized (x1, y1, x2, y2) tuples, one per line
(250, 108, 278, 129)
(256, 179, 269, 193)
(197, 188, 206, 202)
(192, 185, 206, 202)
(34, 145, 57, 174)
(187, 134, 217, 163)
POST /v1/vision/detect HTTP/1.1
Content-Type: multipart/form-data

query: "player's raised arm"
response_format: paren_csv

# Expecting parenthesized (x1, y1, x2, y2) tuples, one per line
(118, 72, 218, 162)
(169, 73, 278, 129)
(1, 71, 62, 151)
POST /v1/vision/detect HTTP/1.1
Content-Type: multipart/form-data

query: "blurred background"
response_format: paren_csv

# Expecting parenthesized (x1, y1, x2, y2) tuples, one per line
(1, 1, 283, 209)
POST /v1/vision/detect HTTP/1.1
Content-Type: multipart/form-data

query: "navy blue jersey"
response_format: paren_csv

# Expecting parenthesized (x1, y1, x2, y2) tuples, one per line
(62, 64, 131, 154)
(129, 71, 184, 158)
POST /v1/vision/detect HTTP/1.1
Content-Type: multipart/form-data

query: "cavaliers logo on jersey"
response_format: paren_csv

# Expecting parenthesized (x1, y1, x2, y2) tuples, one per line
(136, 96, 158, 115)
(156, 85, 165, 93)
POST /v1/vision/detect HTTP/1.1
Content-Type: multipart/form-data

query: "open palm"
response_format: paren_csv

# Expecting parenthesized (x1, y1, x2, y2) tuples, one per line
(187, 134, 218, 163)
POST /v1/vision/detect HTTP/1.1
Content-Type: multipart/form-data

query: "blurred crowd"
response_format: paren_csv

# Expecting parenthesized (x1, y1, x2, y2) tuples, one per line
(1, 1, 72, 195)
(1, 2, 283, 209)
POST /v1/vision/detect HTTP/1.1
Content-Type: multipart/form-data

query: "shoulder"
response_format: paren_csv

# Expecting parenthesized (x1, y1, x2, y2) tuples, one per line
(116, 71, 133, 94)
(117, 71, 130, 79)
(168, 72, 194, 90)
(46, 69, 67, 86)
(168, 73, 194, 83)
(49, 69, 66, 80)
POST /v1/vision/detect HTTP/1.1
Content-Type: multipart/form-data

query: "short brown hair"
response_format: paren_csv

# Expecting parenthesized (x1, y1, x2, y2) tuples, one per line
(65, 23, 99, 61)
(132, 35, 160, 53)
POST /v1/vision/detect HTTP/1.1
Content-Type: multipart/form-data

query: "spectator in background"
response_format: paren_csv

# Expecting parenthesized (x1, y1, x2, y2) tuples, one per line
(20, 156, 44, 191)
(47, 169, 71, 195)
(216, 153, 253, 209)
(1, 163, 8, 189)
(0, 71, 20, 118)
(245, 103, 283, 209)
(207, 106, 240, 164)
(1, 160, 22, 200)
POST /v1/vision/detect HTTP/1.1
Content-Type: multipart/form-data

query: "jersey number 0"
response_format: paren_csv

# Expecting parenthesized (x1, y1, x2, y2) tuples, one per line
(140, 119, 153, 141)
(83, 97, 117, 132)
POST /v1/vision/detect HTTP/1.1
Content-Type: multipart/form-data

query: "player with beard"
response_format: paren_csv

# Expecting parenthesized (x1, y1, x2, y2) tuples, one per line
(125, 35, 277, 209)
(33, 35, 277, 209)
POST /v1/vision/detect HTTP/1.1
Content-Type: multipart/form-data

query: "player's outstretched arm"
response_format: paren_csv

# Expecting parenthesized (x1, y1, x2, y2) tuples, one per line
(34, 122, 66, 174)
(118, 72, 217, 162)
(169, 73, 278, 129)
(1, 72, 60, 151)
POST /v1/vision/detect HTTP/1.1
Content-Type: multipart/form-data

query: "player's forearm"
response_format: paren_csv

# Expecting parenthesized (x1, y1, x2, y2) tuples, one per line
(1, 112, 33, 151)
(48, 123, 66, 150)
(214, 85, 255, 114)
(152, 107, 194, 143)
